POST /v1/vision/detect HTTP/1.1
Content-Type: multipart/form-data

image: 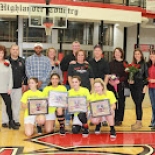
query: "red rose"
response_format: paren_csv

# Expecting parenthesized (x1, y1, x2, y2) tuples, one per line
(4, 61, 10, 67)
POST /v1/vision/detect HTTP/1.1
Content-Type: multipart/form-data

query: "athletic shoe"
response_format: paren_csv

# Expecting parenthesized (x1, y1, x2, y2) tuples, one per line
(60, 127, 65, 135)
(95, 124, 101, 134)
(37, 126, 42, 135)
(110, 129, 116, 139)
(82, 128, 89, 137)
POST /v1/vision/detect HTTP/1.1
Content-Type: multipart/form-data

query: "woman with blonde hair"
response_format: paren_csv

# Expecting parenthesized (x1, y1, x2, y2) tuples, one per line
(89, 78, 116, 138)
(46, 47, 63, 83)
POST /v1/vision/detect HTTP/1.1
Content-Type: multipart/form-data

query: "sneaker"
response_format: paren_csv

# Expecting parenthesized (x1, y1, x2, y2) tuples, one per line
(65, 120, 70, 126)
(82, 128, 89, 137)
(37, 126, 42, 135)
(95, 124, 101, 134)
(110, 129, 116, 139)
(60, 127, 65, 135)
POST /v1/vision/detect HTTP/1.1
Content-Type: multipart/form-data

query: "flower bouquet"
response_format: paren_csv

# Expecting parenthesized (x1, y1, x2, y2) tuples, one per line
(123, 62, 140, 83)
(109, 74, 119, 98)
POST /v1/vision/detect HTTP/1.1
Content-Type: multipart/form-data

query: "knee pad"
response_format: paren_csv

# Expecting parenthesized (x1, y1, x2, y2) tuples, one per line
(78, 113, 87, 124)
(72, 125, 81, 134)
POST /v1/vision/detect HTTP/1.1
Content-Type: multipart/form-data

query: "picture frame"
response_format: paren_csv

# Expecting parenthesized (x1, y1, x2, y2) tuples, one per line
(28, 98, 48, 115)
(67, 96, 87, 113)
(48, 91, 68, 107)
(90, 99, 111, 117)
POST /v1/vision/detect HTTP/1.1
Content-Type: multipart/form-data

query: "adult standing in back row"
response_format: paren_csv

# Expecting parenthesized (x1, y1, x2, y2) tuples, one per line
(89, 44, 110, 84)
(2, 44, 27, 128)
(60, 41, 81, 85)
(26, 42, 51, 134)
(26, 42, 51, 90)
(60, 41, 81, 126)
(89, 44, 110, 126)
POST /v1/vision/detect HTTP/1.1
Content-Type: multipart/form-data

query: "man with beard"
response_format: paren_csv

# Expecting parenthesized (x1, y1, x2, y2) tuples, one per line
(26, 42, 51, 90)
(25, 42, 51, 134)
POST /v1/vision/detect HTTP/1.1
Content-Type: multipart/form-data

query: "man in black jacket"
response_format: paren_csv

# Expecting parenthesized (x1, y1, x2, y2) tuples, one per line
(2, 44, 27, 128)
(60, 41, 80, 75)
(60, 41, 80, 126)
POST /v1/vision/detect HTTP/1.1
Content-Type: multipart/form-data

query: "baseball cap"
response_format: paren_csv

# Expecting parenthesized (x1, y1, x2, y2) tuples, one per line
(34, 42, 43, 48)
(94, 44, 102, 50)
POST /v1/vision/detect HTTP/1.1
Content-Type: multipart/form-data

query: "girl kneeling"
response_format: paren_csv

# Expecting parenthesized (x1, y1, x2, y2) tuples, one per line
(21, 78, 46, 136)
(90, 78, 116, 138)
(43, 73, 67, 135)
(68, 76, 90, 136)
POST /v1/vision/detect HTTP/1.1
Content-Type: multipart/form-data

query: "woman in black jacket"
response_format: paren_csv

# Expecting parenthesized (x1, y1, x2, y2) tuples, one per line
(129, 49, 148, 130)
(108, 47, 128, 126)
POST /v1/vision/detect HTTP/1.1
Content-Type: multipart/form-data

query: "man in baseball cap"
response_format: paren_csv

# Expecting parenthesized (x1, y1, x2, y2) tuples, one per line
(34, 42, 43, 49)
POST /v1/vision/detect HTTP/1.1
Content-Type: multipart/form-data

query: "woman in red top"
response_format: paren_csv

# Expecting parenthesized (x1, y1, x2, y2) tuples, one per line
(147, 50, 155, 128)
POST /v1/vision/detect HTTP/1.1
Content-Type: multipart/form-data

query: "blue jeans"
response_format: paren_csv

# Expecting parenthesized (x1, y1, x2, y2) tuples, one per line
(65, 85, 71, 121)
(149, 88, 155, 126)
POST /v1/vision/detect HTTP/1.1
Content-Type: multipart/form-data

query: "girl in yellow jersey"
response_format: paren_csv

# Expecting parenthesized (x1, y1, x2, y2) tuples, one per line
(21, 78, 46, 136)
(68, 76, 90, 136)
(90, 78, 117, 138)
(43, 73, 67, 135)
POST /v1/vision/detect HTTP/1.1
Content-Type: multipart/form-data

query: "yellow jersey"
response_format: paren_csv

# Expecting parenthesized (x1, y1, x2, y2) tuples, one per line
(43, 85, 67, 113)
(20, 90, 45, 118)
(90, 91, 117, 105)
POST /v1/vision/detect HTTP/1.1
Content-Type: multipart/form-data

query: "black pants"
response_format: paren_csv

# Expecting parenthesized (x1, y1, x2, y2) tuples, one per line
(115, 90, 126, 122)
(130, 84, 145, 120)
(1, 93, 13, 121)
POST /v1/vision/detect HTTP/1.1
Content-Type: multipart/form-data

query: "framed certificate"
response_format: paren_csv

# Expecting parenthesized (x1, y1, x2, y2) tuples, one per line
(67, 96, 87, 113)
(90, 99, 111, 117)
(28, 98, 48, 115)
(48, 91, 68, 107)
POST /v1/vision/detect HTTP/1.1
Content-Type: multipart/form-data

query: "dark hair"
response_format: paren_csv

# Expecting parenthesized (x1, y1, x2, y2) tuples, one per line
(147, 49, 155, 68)
(132, 48, 145, 63)
(72, 75, 81, 82)
(113, 47, 124, 59)
(75, 49, 87, 61)
(48, 73, 60, 86)
(28, 77, 39, 88)
(0, 45, 7, 59)
(94, 44, 102, 50)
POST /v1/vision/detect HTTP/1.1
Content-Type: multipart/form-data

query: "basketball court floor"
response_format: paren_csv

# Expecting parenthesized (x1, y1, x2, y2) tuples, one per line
(0, 92, 155, 155)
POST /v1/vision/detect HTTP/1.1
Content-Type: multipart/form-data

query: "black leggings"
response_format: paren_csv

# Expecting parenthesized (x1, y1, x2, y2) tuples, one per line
(130, 84, 145, 120)
(1, 93, 13, 121)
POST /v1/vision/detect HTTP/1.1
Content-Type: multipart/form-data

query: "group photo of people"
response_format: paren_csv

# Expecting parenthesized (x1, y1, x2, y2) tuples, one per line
(0, 40, 154, 140)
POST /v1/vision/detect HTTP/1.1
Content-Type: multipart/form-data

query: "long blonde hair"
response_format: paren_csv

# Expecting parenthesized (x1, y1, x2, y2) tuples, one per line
(46, 47, 58, 61)
(93, 78, 107, 94)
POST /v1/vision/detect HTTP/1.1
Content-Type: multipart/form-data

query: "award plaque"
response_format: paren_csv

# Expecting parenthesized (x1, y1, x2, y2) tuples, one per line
(28, 98, 48, 115)
(90, 99, 111, 117)
(67, 96, 87, 113)
(48, 91, 68, 107)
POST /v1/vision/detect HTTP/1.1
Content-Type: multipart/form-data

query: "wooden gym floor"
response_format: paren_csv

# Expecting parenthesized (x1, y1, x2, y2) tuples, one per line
(0, 92, 155, 155)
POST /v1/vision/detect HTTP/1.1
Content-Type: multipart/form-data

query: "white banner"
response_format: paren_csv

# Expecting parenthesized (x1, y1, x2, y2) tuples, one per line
(146, 0, 155, 13)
